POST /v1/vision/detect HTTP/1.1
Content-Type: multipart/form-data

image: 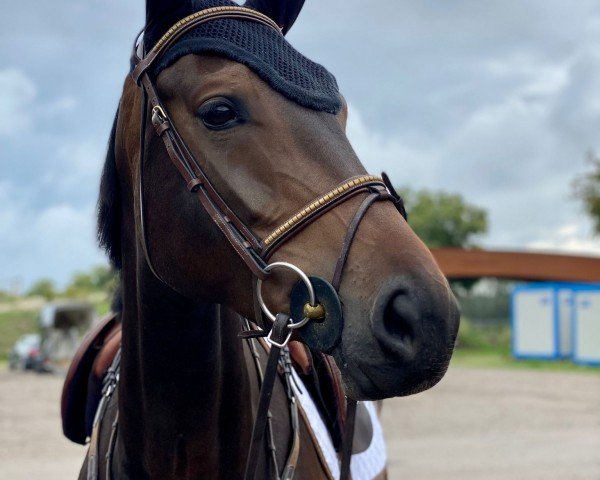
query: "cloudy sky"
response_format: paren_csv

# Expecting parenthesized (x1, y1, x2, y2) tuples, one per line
(1, 0, 600, 290)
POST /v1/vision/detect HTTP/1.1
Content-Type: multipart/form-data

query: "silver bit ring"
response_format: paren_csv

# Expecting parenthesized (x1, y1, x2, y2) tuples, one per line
(256, 262, 316, 328)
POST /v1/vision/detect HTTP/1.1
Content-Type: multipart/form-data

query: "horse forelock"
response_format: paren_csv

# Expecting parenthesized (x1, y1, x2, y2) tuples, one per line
(97, 109, 122, 270)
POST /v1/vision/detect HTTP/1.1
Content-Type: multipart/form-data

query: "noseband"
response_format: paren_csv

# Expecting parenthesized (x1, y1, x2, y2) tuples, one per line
(125, 6, 407, 480)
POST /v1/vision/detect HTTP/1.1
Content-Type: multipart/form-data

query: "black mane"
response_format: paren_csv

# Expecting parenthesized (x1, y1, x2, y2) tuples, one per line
(97, 110, 122, 270)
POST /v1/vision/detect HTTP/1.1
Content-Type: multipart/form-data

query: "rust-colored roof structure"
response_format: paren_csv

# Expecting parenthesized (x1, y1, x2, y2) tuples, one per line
(430, 248, 600, 283)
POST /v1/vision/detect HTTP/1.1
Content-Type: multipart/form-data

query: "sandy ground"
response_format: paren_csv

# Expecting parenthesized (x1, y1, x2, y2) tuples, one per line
(0, 370, 84, 480)
(0, 366, 599, 480)
(382, 368, 600, 480)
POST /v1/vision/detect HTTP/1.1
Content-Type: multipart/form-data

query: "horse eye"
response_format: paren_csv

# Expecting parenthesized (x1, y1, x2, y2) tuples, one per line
(197, 100, 238, 130)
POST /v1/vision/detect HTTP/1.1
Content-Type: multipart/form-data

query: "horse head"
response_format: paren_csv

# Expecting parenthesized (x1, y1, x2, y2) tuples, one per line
(100, 0, 460, 401)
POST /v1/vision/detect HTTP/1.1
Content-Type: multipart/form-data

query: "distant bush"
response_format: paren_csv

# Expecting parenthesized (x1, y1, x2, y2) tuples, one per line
(398, 187, 488, 249)
(64, 265, 118, 298)
(0, 310, 38, 360)
(0, 290, 16, 302)
(456, 317, 510, 352)
(27, 279, 58, 300)
(453, 278, 514, 326)
(19, 265, 118, 301)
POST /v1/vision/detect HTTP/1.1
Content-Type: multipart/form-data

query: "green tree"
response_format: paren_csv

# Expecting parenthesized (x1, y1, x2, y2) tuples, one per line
(66, 272, 95, 294)
(27, 278, 57, 300)
(399, 187, 488, 248)
(573, 152, 600, 235)
(65, 265, 117, 297)
(90, 265, 117, 291)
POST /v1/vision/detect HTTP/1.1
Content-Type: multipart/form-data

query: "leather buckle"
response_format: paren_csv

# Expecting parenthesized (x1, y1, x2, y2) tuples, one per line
(151, 105, 167, 125)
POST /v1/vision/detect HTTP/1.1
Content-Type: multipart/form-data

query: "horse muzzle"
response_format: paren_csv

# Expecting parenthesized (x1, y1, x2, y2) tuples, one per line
(337, 275, 460, 401)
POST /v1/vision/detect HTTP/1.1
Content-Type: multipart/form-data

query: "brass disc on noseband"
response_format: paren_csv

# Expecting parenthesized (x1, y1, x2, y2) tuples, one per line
(291, 276, 343, 354)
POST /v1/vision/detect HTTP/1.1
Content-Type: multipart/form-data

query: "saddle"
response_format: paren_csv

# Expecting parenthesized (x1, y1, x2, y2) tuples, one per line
(61, 312, 348, 447)
(61, 313, 121, 445)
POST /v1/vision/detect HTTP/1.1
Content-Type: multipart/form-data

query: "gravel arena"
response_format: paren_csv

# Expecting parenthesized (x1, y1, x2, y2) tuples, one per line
(1, 366, 599, 479)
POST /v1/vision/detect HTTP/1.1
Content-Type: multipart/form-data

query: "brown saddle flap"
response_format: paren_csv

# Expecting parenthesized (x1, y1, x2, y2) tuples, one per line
(61, 312, 121, 444)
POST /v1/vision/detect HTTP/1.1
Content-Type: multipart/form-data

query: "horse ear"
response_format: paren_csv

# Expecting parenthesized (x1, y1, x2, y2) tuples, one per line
(244, 0, 306, 35)
(145, 0, 191, 50)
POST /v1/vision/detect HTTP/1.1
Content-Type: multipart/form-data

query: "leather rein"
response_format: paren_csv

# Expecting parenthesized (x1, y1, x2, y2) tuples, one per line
(90, 6, 407, 480)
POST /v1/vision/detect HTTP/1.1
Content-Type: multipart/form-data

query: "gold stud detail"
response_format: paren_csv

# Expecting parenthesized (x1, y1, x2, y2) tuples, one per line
(303, 303, 326, 320)
(263, 175, 385, 246)
(152, 6, 281, 53)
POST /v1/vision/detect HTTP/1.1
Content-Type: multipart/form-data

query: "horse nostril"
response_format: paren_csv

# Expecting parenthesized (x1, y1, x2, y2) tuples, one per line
(382, 293, 416, 347)
(371, 281, 420, 355)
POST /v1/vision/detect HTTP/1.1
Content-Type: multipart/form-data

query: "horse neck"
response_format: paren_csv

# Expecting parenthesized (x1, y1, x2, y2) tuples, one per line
(115, 260, 255, 478)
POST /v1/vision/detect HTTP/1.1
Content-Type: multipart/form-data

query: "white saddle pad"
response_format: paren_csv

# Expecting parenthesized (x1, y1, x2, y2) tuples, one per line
(290, 369, 387, 479)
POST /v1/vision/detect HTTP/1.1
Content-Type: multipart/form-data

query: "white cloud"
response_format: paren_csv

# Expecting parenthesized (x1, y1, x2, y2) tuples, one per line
(483, 54, 570, 99)
(2, 0, 600, 289)
(40, 95, 77, 117)
(346, 89, 600, 258)
(0, 66, 79, 140)
(0, 181, 105, 290)
(527, 223, 600, 256)
(0, 68, 37, 135)
(39, 139, 105, 197)
(346, 104, 437, 185)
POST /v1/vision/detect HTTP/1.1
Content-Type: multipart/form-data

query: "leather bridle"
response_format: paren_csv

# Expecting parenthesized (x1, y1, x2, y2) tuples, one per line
(132, 6, 405, 283)
(123, 5, 407, 480)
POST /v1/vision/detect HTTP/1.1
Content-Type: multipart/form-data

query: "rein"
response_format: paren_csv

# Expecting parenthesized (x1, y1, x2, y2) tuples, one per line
(90, 6, 407, 480)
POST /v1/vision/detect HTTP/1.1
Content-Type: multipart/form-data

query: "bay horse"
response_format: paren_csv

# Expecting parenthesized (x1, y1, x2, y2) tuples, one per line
(79, 0, 460, 478)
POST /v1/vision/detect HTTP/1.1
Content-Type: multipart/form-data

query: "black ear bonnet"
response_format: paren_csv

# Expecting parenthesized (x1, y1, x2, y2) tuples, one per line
(142, 0, 342, 114)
